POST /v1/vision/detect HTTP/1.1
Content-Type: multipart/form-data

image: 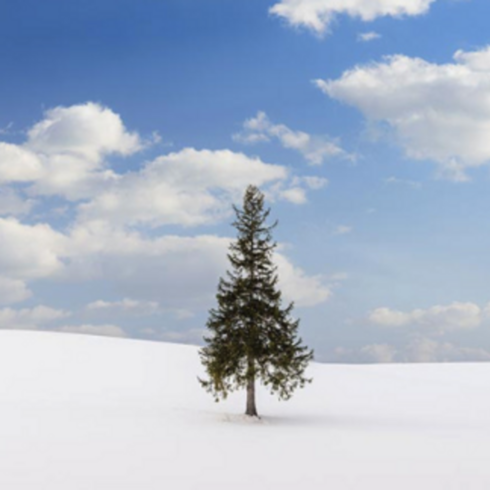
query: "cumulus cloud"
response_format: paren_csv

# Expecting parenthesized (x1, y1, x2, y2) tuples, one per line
(0, 217, 330, 312)
(369, 302, 483, 332)
(270, 0, 436, 36)
(0, 104, 314, 219)
(317, 47, 490, 180)
(30, 155, 121, 200)
(275, 253, 332, 307)
(59, 324, 126, 338)
(0, 218, 221, 309)
(0, 103, 331, 319)
(0, 103, 142, 200)
(266, 176, 328, 205)
(59, 225, 232, 308)
(26, 102, 141, 162)
(275, 186, 308, 204)
(0, 218, 65, 280)
(332, 298, 490, 362)
(234, 111, 348, 165)
(0, 305, 69, 330)
(78, 148, 290, 227)
(0, 144, 43, 183)
(66, 225, 331, 309)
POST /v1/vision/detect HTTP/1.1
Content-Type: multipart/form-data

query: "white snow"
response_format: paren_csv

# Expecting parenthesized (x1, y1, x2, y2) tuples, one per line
(0, 330, 489, 489)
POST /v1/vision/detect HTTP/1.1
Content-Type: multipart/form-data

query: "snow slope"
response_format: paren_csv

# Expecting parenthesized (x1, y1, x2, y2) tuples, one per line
(0, 331, 488, 490)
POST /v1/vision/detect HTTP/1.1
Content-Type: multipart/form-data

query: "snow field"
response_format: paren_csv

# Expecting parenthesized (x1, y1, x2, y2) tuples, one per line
(0, 331, 488, 490)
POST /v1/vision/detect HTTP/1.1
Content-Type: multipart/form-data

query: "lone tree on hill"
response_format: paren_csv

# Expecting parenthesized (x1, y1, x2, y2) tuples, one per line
(199, 185, 313, 417)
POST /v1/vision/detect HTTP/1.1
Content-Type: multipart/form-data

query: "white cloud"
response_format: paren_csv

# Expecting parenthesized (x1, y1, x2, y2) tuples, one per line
(317, 47, 490, 180)
(0, 144, 43, 183)
(0, 221, 329, 332)
(29, 155, 121, 200)
(26, 102, 141, 162)
(270, 0, 436, 36)
(60, 224, 230, 308)
(0, 218, 66, 280)
(65, 223, 331, 309)
(358, 31, 382, 42)
(78, 148, 291, 227)
(0, 277, 32, 305)
(0, 103, 331, 314)
(369, 302, 483, 332)
(266, 175, 328, 205)
(234, 112, 348, 165)
(0, 103, 142, 200)
(59, 324, 126, 338)
(27, 102, 142, 200)
(274, 186, 308, 204)
(0, 104, 312, 215)
(275, 253, 332, 307)
(0, 305, 69, 330)
(59, 221, 330, 310)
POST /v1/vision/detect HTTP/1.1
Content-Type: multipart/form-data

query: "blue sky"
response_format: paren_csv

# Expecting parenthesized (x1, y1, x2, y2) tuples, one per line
(1, 0, 490, 362)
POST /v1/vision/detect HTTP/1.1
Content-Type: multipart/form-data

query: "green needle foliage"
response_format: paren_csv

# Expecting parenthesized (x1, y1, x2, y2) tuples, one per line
(199, 185, 313, 417)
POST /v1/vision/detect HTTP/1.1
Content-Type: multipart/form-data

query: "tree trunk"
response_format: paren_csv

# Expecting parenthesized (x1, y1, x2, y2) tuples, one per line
(246, 377, 258, 417)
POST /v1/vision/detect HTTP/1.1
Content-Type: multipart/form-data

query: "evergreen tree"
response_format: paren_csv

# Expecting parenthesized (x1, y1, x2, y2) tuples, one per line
(199, 185, 313, 417)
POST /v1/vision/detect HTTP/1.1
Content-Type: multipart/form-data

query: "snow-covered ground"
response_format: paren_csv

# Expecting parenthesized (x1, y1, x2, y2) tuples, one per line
(0, 330, 488, 489)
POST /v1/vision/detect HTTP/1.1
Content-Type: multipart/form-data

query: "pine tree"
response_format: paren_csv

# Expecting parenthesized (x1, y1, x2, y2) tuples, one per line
(199, 185, 313, 417)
